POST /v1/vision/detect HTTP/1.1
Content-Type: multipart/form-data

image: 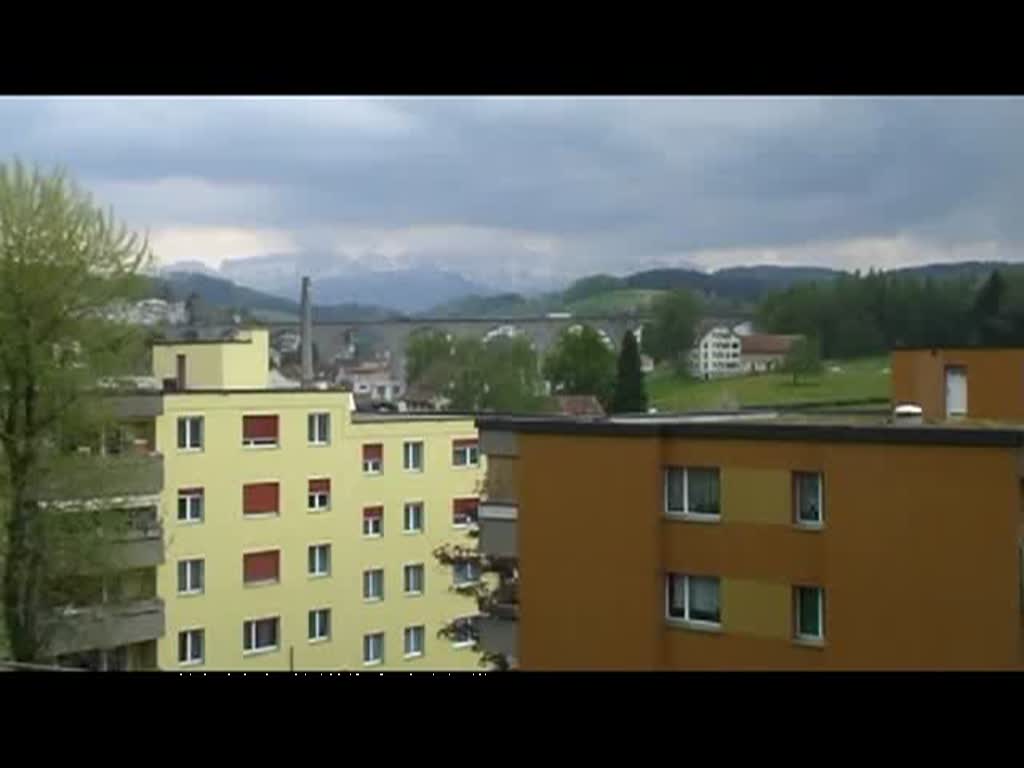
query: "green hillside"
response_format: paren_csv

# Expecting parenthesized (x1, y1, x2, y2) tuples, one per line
(647, 357, 890, 411)
(567, 289, 665, 315)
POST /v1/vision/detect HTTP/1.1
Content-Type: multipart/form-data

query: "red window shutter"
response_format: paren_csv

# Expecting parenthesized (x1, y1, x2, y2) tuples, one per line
(243, 482, 280, 514)
(363, 506, 383, 520)
(243, 550, 280, 583)
(453, 439, 478, 449)
(309, 478, 330, 494)
(453, 497, 478, 522)
(363, 443, 383, 461)
(243, 415, 279, 441)
(179, 487, 203, 496)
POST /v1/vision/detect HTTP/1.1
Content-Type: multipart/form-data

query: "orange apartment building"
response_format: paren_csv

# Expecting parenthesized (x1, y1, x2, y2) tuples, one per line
(891, 346, 1024, 423)
(474, 412, 1024, 670)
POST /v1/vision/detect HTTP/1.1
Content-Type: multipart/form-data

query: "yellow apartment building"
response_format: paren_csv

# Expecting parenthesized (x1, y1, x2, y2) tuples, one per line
(121, 327, 486, 671)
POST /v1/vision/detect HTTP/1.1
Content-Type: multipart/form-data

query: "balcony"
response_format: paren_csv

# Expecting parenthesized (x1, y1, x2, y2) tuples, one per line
(32, 452, 164, 503)
(478, 502, 518, 559)
(108, 393, 163, 420)
(45, 598, 165, 658)
(110, 511, 164, 570)
(479, 583, 519, 665)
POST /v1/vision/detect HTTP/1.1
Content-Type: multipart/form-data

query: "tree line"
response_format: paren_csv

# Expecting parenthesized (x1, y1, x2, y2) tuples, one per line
(757, 268, 1024, 359)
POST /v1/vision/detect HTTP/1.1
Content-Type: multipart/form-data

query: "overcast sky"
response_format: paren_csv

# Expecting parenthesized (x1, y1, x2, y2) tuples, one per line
(1, 96, 1022, 288)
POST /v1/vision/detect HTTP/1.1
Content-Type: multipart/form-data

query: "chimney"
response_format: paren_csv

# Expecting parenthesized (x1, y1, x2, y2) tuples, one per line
(300, 276, 314, 387)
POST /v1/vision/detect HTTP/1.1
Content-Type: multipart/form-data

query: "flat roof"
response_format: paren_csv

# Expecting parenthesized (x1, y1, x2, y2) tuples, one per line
(475, 412, 1024, 447)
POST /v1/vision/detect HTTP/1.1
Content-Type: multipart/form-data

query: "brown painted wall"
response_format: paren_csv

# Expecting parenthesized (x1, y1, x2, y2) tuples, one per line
(517, 432, 1024, 670)
(891, 348, 1024, 422)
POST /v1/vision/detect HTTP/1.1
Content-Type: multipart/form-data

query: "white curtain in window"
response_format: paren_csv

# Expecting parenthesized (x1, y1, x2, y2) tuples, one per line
(666, 469, 686, 511)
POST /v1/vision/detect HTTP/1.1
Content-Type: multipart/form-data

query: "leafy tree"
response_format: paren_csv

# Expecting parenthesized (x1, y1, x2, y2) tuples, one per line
(782, 336, 824, 385)
(542, 325, 616, 406)
(405, 328, 455, 391)
(643, 289, 703, 373)
(610, 330, 648, 414)
(0, 161, 151, 661)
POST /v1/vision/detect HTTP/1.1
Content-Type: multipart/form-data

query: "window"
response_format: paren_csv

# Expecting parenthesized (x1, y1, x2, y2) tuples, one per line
(177, 416, 203, 451)
(242, 415, 279, 448)
(308, 478, 330, 511)
(452, 439, 479, 467)
(403, 502, 424, 533)
(404, 625, 425, 658)
(453, 498, 478, 527)
(403, 441, 424, 472)
(794, 472, 824, 526)
(363, 568, 384, 601)
(243, 482, 280, 516)
(308, 412, 330, 446)
(308, 608, 331, 642)
(363, 506, 383, 537)
(177, 558, 204, 595)
(308, 544, 331, 577)
(404, 564, 425, 595)
(666, 573, 721, 627)
(243, 550, 280, 585)
(795, 586, 825, 641)
(243, 617, 280, 653)
(665, 467, 721, 519)
(451, 616, 477, 648)
(453, 559, 480, 586)
(177, 488, 204, 523)
(363, 443, 383, 474)
(363, 632, 384, 665)
(178, 628, 204, 665)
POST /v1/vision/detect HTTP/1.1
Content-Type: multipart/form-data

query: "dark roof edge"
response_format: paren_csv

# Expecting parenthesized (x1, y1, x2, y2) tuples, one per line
(474, 417, 1024, 448)
(890, 344, 1024, 351)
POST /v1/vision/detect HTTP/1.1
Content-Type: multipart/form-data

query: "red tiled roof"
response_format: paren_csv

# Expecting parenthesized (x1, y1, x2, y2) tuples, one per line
(740, 334, 804, 355)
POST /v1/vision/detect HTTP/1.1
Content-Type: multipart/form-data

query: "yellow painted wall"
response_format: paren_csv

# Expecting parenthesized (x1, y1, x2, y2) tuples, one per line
(152, 329, 269, 390)
(155, 390, 483, 671)
(721, 578, 791, 639)
(721, 467, 790, 525)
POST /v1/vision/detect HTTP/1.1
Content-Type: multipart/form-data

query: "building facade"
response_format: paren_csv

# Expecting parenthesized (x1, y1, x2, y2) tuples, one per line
(475, 414, 1024, 670)
(689, 326, 742, 379)
(109, 328, 486, 671)
(739, 333, 803, 373)
(891, 346, 1024, 423)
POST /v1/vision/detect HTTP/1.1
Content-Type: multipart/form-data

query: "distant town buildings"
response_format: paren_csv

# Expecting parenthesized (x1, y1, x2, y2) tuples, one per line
(107, 299, 188, 326)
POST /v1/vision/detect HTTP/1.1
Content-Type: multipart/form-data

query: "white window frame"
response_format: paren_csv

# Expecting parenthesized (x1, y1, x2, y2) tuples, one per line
(404, 563, 425, 596)
(403, 501, 424, 534)
(363, 632, 384, 666)
(665, 573, 722, 629)
(363, 444, 383, 475)
(451, 615, 477, 649)
(242, 616, 280, 655)
(363, 508, 383, 538)
(177, 416, 204, 452)
(242, 415, 279, 449)
(794, 586, 825, 642)
(404, 625, 425, 659)
(307, 481, 330, 512)
(664, 467, 721, 521)
(177, 558, 204, 595)
(177, 489, 204, 524)
(453, 559, 481, 587)
(308, 543, 331, 578)
(403, 440, 424, 472)
(178, 627, 204, 666)
(308, 412, 330, 446)
(794, 471, 825, 528)
(452, 441, 480, 468)
(363, 568, 384, 602)
(308, 608, 331, 643)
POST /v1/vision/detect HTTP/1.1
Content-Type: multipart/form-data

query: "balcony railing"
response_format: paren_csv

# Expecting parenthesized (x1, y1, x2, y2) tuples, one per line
(479, 582, 519, 664)
(45, 598, 165, 657)
(478, 502, 518, 560)
(31, 452, 164, 502)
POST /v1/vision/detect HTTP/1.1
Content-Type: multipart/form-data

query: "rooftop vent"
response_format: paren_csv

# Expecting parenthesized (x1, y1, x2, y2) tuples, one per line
(892, 403, 923, 425)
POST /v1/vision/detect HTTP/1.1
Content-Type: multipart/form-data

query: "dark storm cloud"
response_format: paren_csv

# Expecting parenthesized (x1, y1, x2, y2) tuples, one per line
(0, 96, 1022, 272)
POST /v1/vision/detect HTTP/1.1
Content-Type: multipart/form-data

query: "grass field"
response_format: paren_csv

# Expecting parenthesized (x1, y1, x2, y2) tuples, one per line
(567, 289, 665, 315)
(647, 357, 891, 411)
